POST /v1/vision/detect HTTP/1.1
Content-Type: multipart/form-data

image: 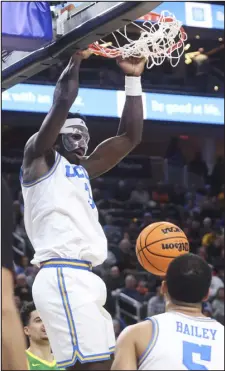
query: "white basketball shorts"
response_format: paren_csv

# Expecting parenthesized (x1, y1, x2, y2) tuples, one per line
(32, 258, 115, 368)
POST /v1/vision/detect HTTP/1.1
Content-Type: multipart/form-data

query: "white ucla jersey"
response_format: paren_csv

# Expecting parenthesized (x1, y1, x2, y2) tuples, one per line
(20, 152, 107, 266)
(138, 311, 224, 370)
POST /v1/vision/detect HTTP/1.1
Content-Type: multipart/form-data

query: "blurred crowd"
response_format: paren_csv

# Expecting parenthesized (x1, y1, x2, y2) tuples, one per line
(9, 155, 224, 338)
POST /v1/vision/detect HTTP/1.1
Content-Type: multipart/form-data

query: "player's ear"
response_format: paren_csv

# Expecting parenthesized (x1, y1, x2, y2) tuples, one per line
(24, 326, 29, 336)
(202, 290, 209, 302)
(161, 280, 168, 296)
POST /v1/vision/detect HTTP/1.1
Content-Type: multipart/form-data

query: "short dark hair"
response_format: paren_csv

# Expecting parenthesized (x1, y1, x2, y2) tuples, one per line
(21, 302, 36, 326)
(166, 254, 212, 304)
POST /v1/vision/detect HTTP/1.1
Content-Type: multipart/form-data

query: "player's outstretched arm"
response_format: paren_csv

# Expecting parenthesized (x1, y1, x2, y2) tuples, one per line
(25, 50, 91, 159)
(2, 178, 27, 370)
(2, 268, 28, 370)
(81, 57, 145, 179)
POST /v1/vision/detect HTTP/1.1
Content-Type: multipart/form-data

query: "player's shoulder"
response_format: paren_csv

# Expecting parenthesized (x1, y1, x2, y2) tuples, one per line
(116, 320, 153, 346)
(24, 133, 39, 154)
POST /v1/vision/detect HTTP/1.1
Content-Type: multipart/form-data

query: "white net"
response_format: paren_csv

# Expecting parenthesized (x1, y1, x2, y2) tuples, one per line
(91, 11, 188, 69)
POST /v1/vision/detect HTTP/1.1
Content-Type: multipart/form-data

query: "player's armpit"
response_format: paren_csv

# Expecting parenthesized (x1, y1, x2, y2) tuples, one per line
(111, 326, 137, 370)
(81, 134, 135, 178)
(81, 94, 143, 179)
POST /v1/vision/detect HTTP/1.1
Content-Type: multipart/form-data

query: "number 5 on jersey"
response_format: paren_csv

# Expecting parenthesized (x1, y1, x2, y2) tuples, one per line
(84, 183, 96, 209)
(183, 341, 211, 370)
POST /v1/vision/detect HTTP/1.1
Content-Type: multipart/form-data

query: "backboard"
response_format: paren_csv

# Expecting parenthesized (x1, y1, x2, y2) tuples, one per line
(2, 1, 162, 91)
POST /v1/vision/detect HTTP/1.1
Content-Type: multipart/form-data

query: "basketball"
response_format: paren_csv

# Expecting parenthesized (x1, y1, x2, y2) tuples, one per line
(136, 222, 189, 276)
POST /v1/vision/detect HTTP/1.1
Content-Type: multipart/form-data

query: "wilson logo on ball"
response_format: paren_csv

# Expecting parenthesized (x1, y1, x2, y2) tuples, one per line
(161, 227, 182, 234)
(162, 242, 189, 252)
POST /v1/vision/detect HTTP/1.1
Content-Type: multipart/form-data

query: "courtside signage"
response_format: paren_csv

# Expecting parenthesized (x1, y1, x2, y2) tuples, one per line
(2, 84, 224, 125)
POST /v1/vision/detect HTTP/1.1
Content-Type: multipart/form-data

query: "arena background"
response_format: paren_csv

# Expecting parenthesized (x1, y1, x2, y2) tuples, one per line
(2, 0, 224, 342)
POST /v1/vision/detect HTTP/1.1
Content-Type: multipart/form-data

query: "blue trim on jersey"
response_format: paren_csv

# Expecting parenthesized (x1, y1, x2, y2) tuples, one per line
(109, 346, 115, 353)
(41, 258, 92, 271)
(20, 152, 61, 187)
(56, 267, 112, 368)
(138, 317, 159, 367)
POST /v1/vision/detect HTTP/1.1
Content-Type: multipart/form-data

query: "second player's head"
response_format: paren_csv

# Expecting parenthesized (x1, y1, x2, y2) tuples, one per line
(162, 253, 212, 307)
(21, 302, 49, 345)
(55, 112, 90, 161)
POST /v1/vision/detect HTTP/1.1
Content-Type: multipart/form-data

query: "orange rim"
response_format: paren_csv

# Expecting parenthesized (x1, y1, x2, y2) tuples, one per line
(88, 43, 121, 58)
(89, 12, 186, 58)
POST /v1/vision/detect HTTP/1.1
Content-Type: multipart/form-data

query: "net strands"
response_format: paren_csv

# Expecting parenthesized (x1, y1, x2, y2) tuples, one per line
(89, 11, 188, 69)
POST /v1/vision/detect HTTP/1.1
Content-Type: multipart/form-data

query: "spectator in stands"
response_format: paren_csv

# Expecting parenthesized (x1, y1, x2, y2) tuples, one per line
(208, 269, 224, 301)
(136, 280, 151, 302)
(14, 273, 32, 303)
(114, 239, 133, 271)
(147, 285, 165, 317)
(140, 212, 152, 230)
(111, 180, 130, 205)
(121, 275, 142, 302)
(152, 182, 169, 204)
(15, 256, 29, 275)
(103, 214, 122, 245)
(103, 250, 117, 269)
(216, 264, 224, 284)
(197, 246, 208, 261)
(201, 229, 217, 249)
(125, 221, 140, 242)
(212, 287, 224, 324)
(187, 220, 202, 253)
(105, 266, 125, 292)
(26, 266, 39, 289)
(188, 151, 208, 184)
(202, 302, 213, 318)
(207, 233, 224, 266)
(129, 181, 150, 205)
(169, 184, 185, 206)
(211, 156, 224, 194)
(202, 217, 212, 235)
(92, 187, 108, 209)
(165, 137, 185, 184)
(12, 199, 22, 228)
(14, 295, 22, 311)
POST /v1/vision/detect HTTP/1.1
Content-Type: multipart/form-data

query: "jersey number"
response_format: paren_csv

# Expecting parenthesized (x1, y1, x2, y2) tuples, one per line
(183, 341, 211, 370)
(85, 183, 96, 209)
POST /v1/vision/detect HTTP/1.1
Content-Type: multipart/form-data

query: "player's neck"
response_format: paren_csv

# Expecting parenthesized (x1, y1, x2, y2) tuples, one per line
(166, 301, 204, 317)
(28, 342, 53, 363)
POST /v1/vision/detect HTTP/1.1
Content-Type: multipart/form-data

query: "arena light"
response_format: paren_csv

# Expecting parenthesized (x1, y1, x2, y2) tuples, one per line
(179, 135, 189, 140)
(184, 43, 191, 51)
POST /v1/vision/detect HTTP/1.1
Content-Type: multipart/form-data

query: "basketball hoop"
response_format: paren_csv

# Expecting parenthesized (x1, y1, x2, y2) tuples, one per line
(89, 11, 187, 69)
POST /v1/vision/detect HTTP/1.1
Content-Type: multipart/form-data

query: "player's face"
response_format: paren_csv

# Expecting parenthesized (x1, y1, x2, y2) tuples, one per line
(62, 126, 90, 158)
(24, 310, 49, 343)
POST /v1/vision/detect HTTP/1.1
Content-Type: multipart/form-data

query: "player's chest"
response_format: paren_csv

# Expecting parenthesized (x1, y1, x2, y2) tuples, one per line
(63, 164, 90, 190)
(62, 163, 96, 210)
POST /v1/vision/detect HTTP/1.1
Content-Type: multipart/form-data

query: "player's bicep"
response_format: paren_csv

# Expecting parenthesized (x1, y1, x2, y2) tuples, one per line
(82, 135, 135, 179)
(111, 327, 137, 370)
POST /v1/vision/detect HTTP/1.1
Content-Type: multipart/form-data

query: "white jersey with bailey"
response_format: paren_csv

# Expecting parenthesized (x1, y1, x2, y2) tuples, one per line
(20, 151, 107, 266)
(138, 311, 224, 370)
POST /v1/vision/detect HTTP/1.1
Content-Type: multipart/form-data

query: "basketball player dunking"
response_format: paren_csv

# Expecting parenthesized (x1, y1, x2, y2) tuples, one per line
(112, 254, 224, 370)
(20, 50, 145, 370)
